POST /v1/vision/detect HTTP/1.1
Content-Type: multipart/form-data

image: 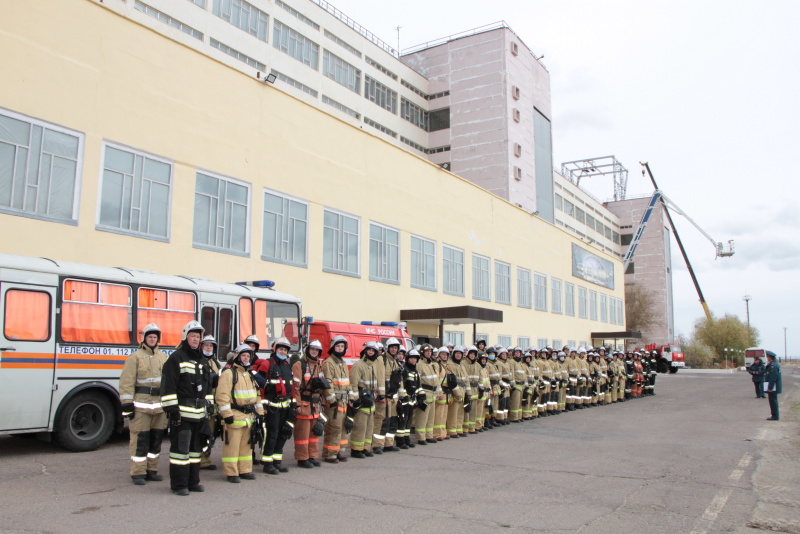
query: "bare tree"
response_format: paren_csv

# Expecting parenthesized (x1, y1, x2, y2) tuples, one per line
(625, 282, 656, 332)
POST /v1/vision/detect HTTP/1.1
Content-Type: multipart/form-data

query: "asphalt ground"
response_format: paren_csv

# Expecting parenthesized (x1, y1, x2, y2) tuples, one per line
(0, 370, 797, 534)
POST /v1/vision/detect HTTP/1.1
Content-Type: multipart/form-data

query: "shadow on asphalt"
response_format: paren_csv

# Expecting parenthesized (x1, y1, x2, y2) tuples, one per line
(0, 430, 128, 458)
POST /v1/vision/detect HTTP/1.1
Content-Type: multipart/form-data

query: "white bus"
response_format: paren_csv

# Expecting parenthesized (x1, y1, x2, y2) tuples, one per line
(0, 253, 302, 451)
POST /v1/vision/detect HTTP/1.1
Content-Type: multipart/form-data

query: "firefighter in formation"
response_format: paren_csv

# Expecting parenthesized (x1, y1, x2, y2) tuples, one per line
(127, 327, 661, 493)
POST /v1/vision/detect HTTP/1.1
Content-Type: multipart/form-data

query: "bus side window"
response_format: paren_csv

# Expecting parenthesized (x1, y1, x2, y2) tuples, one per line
(4, 289, 51, 341)
(201, 306, 216, 344)
(239, 298, 253, 343)
(137, 288, 195, 346)
(219, 308, 233, 357)
(62, 280, 131, 344)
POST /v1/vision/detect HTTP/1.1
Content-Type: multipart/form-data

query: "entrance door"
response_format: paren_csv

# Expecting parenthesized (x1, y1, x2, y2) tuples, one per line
(0, 283, 57, 431)
(200, 303, 235, 362)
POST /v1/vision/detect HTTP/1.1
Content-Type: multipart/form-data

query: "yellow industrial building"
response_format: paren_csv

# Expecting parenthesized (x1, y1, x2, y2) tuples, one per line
(0, 0, 627, 349)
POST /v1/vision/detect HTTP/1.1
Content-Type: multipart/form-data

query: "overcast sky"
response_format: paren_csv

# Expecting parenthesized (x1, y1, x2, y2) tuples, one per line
(326, 0, 800, 356)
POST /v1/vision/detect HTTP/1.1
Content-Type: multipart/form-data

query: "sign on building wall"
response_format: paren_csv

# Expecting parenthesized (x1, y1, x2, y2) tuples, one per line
(571, 244, 615, 289)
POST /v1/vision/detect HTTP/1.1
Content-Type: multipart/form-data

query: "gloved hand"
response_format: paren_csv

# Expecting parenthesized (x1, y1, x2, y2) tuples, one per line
(329, 400, 339, 410)
(359, 389, 374, 408)
(312, 419, 325, 436)
(344, 416, 354, 433)
(415, 399, 428, 411)
(169, 412, 181, 428)
(121, 403, 135, 420)
(399, 396, 410, 405)
(280, 421, 294, 441)
(463, 401, 472, 413)
(224, 416, 234, 425)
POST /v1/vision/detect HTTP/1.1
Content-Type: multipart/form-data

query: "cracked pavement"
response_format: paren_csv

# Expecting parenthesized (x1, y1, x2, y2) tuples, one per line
(0, 370, 797, 534)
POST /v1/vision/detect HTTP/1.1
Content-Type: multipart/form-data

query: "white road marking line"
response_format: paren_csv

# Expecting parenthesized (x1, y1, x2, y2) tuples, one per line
(689, 452, 752, 534)
(755, 427, 767, 440)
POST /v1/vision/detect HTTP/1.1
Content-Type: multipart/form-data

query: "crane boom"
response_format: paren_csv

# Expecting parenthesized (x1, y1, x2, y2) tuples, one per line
(657, 191, 734, 258)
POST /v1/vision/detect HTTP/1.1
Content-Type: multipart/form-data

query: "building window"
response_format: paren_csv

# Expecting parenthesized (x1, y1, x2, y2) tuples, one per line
(411, 236, 436, 291)
(275, 0, 319, 30)
(322, 95, 359, 119)
(324, 29, 361, 58)
(498, 335, 512, 348)
(364, 75, 397, 113)
(442, 245, 464, 297)
(554, 193, 563, 211)
(323, 209, 360, 277)
(512, 109, 521, 123)
(365, 56, 398, 80)
(193, 172, 250, 254)
(575, 207, 586, 225)
(563, 199, 574, 217)
(610, 297, 617, 325)
(429, 108, 450, 131)
(510, 41, 519, 56)
(401, 79, 428, 99)
(135, 1, 203, 40)
(513, 166, 522, 181)
(0, 110, 82, 224)
(517, 268, 531, 309)
(551, 278, 562, 314)
(98, 144, 171, 240)
(565, 283, 575, 316)
(210, 38, 265, 70)
(512, 86, 520, 100)
(534, 273, 547, 311)
(262, 190, 307, 267)
(273, 20, 319, 69)
(363, 117, 397, 138)
(600, 294, 608, 322)
(589, 291, 598, 321)
(445, 331, 464, 346)
(617, 298, 625, 326)
(212, 0, 268, 41)
(472, 254, 490, 301)
(578, 287, 588, 319)
(514, 143, 522, 157)
(369, 222, 399, 284)
(271, 70, 318, 97)
(537, 338, 548, 350)
(401, 98, 428, 131)
(586, 213, 596, 231)
(552, 339, 562, 350)
(323, 50, 360, 93)
(518, 336, 530, 350)
(534, 108, 554, 222)
(495, 261, 511, 305)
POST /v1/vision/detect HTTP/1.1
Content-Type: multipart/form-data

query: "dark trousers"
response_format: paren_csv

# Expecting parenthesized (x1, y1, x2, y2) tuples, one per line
(768, 392, 779, 419)
(753, 381, 765, 398)
(168, 420, 203, 491)
(261, 407, 289, 464)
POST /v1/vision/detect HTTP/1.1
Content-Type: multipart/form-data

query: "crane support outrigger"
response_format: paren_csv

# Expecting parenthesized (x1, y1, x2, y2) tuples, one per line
(625, 163, 734, 321)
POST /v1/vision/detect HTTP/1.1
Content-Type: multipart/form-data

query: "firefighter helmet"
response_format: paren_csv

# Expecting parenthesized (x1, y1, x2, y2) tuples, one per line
(329, 335, 348, 355)
(140, 323, 162, 343)
(385, 337, 401, 348)
(272, 337, 292, 351)
(305, 339, 323, 357)
(406, 349, 420, 361)
(181, 320, 204, 341)
(230, 342, 254, 361)
(243, 334, 260, 351)
(420, 343, 434, 353)
(361, 341, 379, 358)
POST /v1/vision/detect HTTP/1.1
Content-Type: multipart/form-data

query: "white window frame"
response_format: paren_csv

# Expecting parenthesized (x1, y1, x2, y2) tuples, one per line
(617, 299, 625, 326)
(445, 331, 464, 346)
(494, 261, 511, 305)
(537, 338, 548, 350)
(565, 282, 575, 316)
(600, 294, 608, 323)
(97, 142, 172, 242)
(517, 267, 531, 309)
(212, 0, 268, 41)
(609, 297, 617, 325)
(322, 49, 360, 93)
(261, 188, 308, 267)
(323, 207, 361, 277)
(192, 169, 251, 256)
(578, 286, 588, 319)
(551, 278, 563, 314)
(410, 235, 437, 291)
(273, 19, 319, 69)
(534, 273, 547, 311)
(497, 335, 512, 348)
(368, 221, 400, 284)
(518, 336, 531, 350)
(442, 244, 464, 297)
(472, 254, 491, 302)
(0, 108, 84, 225)
(589, 291, 598, 321)
(365, 75, 397, 113)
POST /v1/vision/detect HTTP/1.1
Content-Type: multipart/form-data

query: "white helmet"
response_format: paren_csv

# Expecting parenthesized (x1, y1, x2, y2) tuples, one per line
(140, 323, 161, 343)
(181, 320, 204, 341)
(407, 349, 420, 360)
(438, 346, 450, 354)
(385, 337, 401, 348)
(243, 334, 260, 351)
(578, 347, 587, 354)
(229, 342, 254, 361)
(272, 337, 292, 351)
(201, 335, 217, 350)
(305, 339, 323, 357)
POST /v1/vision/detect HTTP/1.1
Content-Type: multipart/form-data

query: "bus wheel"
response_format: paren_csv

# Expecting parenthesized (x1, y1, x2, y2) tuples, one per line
(669, 367, 679, 374)
(54, 392, 114, 452)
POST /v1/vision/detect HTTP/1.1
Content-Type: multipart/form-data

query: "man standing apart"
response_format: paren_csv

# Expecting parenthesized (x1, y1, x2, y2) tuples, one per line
(764, 351, 782, 421)
(748, 357, 766, 399)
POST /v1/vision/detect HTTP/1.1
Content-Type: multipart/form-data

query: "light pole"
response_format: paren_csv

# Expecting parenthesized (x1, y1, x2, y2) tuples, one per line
(743, 294, 752, 329)
(723, 348, 729, 369)
(785, 327, 788, 362)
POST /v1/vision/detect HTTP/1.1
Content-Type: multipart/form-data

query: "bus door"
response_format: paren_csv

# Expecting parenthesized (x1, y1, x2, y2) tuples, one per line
(0, 283, 57, 431)
(200, 303, 235, 362)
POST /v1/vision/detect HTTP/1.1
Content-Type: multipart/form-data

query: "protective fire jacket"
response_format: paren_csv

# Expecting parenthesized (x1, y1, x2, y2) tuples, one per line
(216, 363, 264, 425)
(292, 357, 324, 418)
(254, 355, 294, 409)
(321, 354, 357, 407)
(511, 358, 528, 391)
(416, 358, 438, 402)
(120, 342, 168, 415)
(160, 342, 212, 421)
(446, 358, 471, 401)
(350, 356, 384, 413)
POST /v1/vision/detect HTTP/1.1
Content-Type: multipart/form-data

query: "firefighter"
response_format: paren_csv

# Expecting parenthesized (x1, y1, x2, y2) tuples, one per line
(216, 343, 263, 482)
(556, 351, 568, 412)
(632, 352, 645, 398)
(120, 323, 168, 485)
(349, 341, 384, 457)
(463, 346, 479, 433)
(374, 337, 403, 453)
(397, 349, 422, 448)
(474, 351, 491, 431)
(432, 346, 451, 440)
(548, 349, 562, 414)
(588, 352, 602, 406)
(413, 344, 438, 444)
(199, 335, 221, 470)
(527, 349, 540, 418)
(320, 336, 356, 464)
(475, 338, 487, 352)
(160, 321, 212, 496)
(446, 345, 471, 437)
(577, 348, 591, 408)
(495, 348, 512, 424)
(243, 334, 260, 353)
(292, 339, 327, 468)
(485, 347, 501, 427)
(254, 337, 295, 474)
(521, 350, 535, 420)
(647, 350, 659, 396)
(566, 348, 580, 411)
(623, 351, 634, 399)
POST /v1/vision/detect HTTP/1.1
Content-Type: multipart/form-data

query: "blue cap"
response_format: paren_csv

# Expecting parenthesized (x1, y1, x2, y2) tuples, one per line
(765, 350, 777, 358)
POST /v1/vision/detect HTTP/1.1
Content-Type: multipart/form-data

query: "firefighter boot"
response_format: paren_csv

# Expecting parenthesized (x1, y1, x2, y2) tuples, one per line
(131, 475, 146, 486)
(145, 470, 163, 482)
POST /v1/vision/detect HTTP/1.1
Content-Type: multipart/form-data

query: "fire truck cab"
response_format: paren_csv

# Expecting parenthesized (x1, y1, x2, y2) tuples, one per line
(302, 320, 413, 368)
(646, 343, 685, 374)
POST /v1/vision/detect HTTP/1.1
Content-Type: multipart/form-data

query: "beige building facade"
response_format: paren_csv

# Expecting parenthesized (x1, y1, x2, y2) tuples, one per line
(0, 0, 627, 349)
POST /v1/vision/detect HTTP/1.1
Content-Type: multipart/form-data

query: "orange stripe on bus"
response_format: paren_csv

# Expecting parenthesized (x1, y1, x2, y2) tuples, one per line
(58, 364, 124, 370)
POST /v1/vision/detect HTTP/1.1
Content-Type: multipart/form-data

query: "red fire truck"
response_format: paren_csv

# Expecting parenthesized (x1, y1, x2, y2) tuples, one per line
(645, 343, 685, 373)
(299, 320, 414, 368)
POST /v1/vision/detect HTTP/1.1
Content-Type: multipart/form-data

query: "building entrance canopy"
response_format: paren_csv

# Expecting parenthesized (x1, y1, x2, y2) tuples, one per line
(400, 306, 503, 345)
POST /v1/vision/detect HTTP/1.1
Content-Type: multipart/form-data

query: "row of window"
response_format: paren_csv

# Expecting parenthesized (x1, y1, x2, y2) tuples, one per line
(445, 332, 591, 352)
(0, 108, 623, 325)
(555, 192, 621, 244)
